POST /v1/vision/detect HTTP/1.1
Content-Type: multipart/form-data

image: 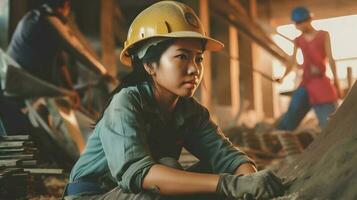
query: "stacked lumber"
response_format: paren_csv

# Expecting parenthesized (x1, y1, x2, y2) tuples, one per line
(0, 135, 63, 199)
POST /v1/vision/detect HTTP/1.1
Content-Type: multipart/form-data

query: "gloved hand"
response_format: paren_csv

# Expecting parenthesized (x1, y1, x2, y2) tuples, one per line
(216, 169, 285, 200)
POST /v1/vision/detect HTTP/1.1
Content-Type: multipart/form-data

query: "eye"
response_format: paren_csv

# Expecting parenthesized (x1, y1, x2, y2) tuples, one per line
(175, 54, 188, 60)
(196, 56, 204, 63)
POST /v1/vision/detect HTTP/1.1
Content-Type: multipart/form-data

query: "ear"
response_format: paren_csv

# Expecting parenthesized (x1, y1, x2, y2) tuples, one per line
(143, 63, 157, 76)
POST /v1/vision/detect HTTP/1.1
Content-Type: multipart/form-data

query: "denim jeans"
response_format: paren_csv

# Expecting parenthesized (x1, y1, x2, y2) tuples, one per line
(277, 87, 337, 130)
(313, 103, 337, 128)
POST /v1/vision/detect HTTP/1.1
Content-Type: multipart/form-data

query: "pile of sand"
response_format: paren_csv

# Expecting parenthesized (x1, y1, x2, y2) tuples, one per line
(275, 84, 357, 200)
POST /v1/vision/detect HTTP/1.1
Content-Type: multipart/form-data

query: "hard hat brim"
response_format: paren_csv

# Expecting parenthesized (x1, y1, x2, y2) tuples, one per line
(120, 31, 224, 67)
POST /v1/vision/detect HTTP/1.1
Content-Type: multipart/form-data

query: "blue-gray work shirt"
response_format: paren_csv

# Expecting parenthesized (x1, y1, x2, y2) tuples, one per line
(69, 82, 254, 193)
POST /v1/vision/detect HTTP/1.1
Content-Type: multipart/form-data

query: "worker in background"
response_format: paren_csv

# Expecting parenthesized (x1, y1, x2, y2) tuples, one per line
(276, 7, 341, 130)
(6, 0, 80, 107)
(64, 1, 287, 200)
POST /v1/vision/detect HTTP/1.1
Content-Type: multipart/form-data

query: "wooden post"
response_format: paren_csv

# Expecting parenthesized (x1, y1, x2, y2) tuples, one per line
(347, 66, 353, 91)
(236, 0, 255, 111)
(199, 0, 212, 111)
(229, 26, 240, 116)
(250, 0, 264, 119)
(100, 0, 117, 78)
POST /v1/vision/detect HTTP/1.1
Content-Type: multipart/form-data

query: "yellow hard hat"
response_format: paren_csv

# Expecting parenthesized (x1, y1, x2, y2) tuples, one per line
(120, 1, 224, 66)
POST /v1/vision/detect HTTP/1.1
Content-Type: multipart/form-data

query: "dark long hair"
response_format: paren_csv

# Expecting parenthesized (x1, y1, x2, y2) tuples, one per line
(95, 39, 175, 124)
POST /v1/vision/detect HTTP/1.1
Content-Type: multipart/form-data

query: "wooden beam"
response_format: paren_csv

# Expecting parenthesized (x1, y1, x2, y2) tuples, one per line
(199, 0, 213, 111)
(229, 26, 240, 116)
(113, 4, 128, 45)
(210, 0, 290, 64)
(101, 0, 117, 78)
(250, 0, 264, 119)
(46, 16, 108, 75)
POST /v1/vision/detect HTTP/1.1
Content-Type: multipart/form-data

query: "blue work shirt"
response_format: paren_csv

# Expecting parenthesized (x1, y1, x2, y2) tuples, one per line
(70, 82, 254, 193)
(7, 5, 65, 84)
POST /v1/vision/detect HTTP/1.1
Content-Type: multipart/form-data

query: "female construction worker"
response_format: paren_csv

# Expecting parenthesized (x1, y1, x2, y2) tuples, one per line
(64, 1, 286, 200)
(276, 7, 341, 130)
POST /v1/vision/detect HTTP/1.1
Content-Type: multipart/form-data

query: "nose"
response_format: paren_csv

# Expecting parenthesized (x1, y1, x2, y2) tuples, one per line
(187, 60, 200, 76)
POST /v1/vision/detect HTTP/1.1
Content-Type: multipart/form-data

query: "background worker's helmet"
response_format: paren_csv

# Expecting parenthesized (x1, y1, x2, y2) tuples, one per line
(120, 1, 224, 66)
(291, 7, 312, 23)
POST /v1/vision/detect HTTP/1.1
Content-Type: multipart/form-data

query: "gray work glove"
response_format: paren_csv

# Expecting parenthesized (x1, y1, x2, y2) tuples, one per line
(216, 169, 285, 200)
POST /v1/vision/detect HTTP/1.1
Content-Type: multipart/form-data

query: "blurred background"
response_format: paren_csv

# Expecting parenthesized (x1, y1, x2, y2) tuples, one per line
(1, 0, 357, 199)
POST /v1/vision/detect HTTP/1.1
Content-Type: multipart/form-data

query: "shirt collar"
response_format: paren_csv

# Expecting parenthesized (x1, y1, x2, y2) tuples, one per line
(137, 82, 196, 127)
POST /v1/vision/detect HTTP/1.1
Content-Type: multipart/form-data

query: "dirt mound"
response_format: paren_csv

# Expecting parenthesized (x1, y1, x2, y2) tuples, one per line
(276, 84, 357, 200)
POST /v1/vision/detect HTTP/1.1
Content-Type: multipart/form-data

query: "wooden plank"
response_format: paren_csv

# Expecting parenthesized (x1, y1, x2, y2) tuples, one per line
(11, 172, 28, 177)
(0, 135, 30, 141)
(0, 148, 25, 154)
(0, 141, 29, 149)
(0, 147, 36, 155)
(4, 64, 76, 98)
(23, 168, 63, 175)
(0, 168, 23, 177)
(0, 159, 36, 167)
(0, 159, 20, 167)
(0, 154, 34, 160)
(20, 160, 36, 166)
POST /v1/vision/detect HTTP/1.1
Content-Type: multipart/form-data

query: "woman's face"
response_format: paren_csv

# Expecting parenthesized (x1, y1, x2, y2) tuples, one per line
(148, 38, 204, 98)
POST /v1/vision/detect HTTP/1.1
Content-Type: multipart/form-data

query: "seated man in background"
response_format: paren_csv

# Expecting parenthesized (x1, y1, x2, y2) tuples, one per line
(7, 0, 79, 106)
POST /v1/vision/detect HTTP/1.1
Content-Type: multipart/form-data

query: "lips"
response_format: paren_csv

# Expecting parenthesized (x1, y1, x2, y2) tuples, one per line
(184, 78, 199, 84)
(182, 79, 199, 88)
(184, 80, 197, 84)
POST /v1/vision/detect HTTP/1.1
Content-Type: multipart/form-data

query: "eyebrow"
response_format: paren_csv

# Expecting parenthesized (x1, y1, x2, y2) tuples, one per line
(176, 48, 203, 54)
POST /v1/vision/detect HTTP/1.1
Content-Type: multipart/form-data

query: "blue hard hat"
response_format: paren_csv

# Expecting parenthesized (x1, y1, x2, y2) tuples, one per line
(291, 7, 311, 23)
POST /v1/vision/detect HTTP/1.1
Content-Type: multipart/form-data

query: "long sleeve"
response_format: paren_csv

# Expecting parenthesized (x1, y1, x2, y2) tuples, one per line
(99, 89, 155, 193)
(183, 100, 255, 174)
